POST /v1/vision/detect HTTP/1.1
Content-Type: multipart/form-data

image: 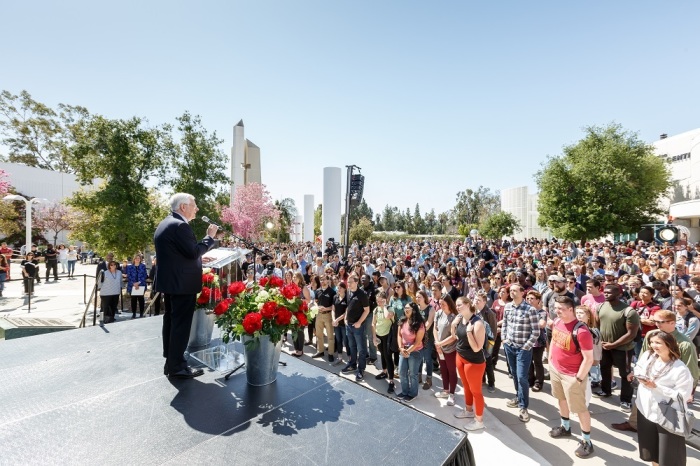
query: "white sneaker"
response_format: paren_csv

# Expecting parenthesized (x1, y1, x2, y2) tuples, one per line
(446, 394, 455, 406)
(454, 408, 475, 419)
(465, 419, 485, 431)
(434, 390, 449, 398)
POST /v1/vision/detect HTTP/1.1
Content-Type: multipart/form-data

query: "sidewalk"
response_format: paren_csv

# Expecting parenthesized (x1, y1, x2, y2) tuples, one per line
(1, 265, 699, 465)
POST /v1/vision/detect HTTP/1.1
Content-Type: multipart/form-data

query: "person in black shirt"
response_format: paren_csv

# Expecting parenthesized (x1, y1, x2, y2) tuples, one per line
(44, 244, 59, 281)
(312, 275, 337, 361)
(361, 274, 379, 363)
(30, 245, 42, 284)
(332, 282, 349, 364)
(341, 274, 370, 381)
(21, 252, 38, 296)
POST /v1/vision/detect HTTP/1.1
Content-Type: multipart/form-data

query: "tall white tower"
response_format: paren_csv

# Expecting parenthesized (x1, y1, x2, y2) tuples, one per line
(230, 120, 246, 204)
(230, 120, 262, 205)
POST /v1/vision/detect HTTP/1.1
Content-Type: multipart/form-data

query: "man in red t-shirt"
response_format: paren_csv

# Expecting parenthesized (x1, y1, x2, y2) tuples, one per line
(548, 295, 595, 459)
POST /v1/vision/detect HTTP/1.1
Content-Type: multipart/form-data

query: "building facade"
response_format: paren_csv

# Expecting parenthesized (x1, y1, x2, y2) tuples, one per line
(656, 128, 700, 243)
(0, 162, 86, 244)
(501, 186, 551, 240)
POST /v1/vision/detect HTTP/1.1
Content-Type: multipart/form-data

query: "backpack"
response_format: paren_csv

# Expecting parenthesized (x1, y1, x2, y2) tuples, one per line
(570, 320, 589, 353)
(469, 314, 495, 357)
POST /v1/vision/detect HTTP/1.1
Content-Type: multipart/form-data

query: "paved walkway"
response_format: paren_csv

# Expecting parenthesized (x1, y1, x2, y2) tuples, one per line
(1, 260, 699, 465)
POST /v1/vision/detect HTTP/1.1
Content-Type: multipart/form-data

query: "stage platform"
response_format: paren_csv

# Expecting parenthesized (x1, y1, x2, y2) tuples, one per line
(0, 316, 473, 465)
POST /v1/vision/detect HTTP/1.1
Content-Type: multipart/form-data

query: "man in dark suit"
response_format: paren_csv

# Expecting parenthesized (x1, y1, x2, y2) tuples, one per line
(154, 193, 218, 379)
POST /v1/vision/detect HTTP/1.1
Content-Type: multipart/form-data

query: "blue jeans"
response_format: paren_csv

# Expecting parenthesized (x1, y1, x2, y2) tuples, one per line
(0, 272, 6, 294)
(346, 324, 367, 376)
(399, 351, 422, 398)
(419, 338, 434, 377)
(334, 325, 348, 355)
(364, 316, 377, 360)
(504, 344, 533, 409)
(67, 260, 77, 276)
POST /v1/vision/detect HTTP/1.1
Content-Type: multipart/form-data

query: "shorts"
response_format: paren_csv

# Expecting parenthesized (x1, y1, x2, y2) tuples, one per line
(549, 364, 588, 414)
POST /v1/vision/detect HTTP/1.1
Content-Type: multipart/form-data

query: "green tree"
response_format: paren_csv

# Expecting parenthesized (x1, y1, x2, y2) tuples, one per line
(453, 186, 500, 230)
(270, 198, 297, 243)
(350, 217, 374, 244)
(536, 123, 672, 242)
(425, 209, 437, 234)
(314, 204, 322, 237)
(66, 116, 169, 257)
(349, 198, 373, 227)
(479, 211, 522, 239)
(0, 90, 89, 172)
(380, 205, 396, 231)
(412, 204, 425, 234)
(165, 111, 229, 238)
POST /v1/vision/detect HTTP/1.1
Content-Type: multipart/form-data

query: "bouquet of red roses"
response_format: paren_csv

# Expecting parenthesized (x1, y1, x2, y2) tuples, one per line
(214, 275, 311, 348)
(196, 268, 223, 312)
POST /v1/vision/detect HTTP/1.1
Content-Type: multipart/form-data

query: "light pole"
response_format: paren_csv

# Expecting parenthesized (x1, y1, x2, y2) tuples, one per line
(2, 195, 45, 254)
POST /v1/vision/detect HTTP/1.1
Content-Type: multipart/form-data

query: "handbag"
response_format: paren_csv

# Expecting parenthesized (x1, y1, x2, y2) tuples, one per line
(658, 393, 696, 439)
(131, 286, 145, 296)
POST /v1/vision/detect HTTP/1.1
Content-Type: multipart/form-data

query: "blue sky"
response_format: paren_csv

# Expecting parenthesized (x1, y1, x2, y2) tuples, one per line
(2, 1, 699, 218)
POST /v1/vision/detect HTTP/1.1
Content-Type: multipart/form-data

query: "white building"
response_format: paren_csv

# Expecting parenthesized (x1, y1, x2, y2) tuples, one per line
(0, 162, 86, 244)
(230, 120, 261, 203)
(501, 186, 551, 240)
(656, 128, 700, 242)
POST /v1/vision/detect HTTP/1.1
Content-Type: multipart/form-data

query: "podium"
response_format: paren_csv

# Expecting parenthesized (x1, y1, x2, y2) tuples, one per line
(202, 247, 250, 271)
(187, 247, 250, 351)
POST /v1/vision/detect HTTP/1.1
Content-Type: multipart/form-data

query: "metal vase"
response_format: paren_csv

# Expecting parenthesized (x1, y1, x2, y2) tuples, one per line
(242, 334, 282, 386)
(187, 307, 215, 351)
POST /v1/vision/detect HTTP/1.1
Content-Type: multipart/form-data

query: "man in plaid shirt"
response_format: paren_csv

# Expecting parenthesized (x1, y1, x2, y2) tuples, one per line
(502, 283, 540, 423)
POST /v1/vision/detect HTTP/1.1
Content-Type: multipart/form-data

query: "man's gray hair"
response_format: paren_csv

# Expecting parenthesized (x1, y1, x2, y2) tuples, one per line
(169, 193, 194, 212)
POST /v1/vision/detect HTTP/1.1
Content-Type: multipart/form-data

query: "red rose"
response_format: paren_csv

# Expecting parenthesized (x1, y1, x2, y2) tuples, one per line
(275, 307, 292, 326)
(269, 276, 284, 288)
(259, 277, 269, 287)
(213, 299, 230, 316)
(281, 283, 301, 300)
(197, 286, 211, 304)
(212, 288, 222, 302)
(202, 273, 215, 284)
(296, 312, 308, 327)
(299, 301, 308, 312)
(260, 301, 278, 319)
(228, 281, 246, 296)
(242, 312, 263, 334)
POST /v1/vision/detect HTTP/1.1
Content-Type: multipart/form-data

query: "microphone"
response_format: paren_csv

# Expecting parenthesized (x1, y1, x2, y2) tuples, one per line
(201, 216, 221, 228)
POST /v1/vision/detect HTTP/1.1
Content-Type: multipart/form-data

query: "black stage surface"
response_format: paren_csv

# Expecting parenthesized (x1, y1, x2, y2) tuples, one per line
(0, 316, 473, 465)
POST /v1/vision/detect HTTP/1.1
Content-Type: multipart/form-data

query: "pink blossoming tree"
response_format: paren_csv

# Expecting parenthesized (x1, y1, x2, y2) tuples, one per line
(0, 169, 9, 195)
(221, 183, 279, 240)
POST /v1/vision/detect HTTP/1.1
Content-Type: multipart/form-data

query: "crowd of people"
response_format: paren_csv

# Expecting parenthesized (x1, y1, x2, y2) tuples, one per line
(3, 233, 698, 463)
(233, 236, 699, 464)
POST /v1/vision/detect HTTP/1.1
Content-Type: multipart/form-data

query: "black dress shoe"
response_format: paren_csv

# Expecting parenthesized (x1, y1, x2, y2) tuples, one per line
(169, 368, 204, 379)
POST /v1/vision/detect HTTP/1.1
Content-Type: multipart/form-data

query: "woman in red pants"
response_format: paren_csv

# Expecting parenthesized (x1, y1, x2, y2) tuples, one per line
(452, 296, 487, 431)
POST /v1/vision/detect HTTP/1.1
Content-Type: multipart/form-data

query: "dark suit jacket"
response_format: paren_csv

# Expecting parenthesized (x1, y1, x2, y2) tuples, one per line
(154, 212, 216, 295)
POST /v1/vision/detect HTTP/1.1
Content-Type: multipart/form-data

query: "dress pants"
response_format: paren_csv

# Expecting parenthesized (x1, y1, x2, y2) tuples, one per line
(163, 293, 197, 373)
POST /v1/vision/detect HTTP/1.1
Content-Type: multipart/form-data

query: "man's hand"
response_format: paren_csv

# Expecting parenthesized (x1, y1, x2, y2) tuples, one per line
(354, 322, 362, 329)
(206, 224, 219, 238)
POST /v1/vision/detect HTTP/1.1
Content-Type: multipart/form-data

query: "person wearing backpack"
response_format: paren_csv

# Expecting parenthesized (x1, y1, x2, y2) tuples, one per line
(475, 290, 498, 393)
(547, 295, 595, 459)
(452, 296, 487, 431)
